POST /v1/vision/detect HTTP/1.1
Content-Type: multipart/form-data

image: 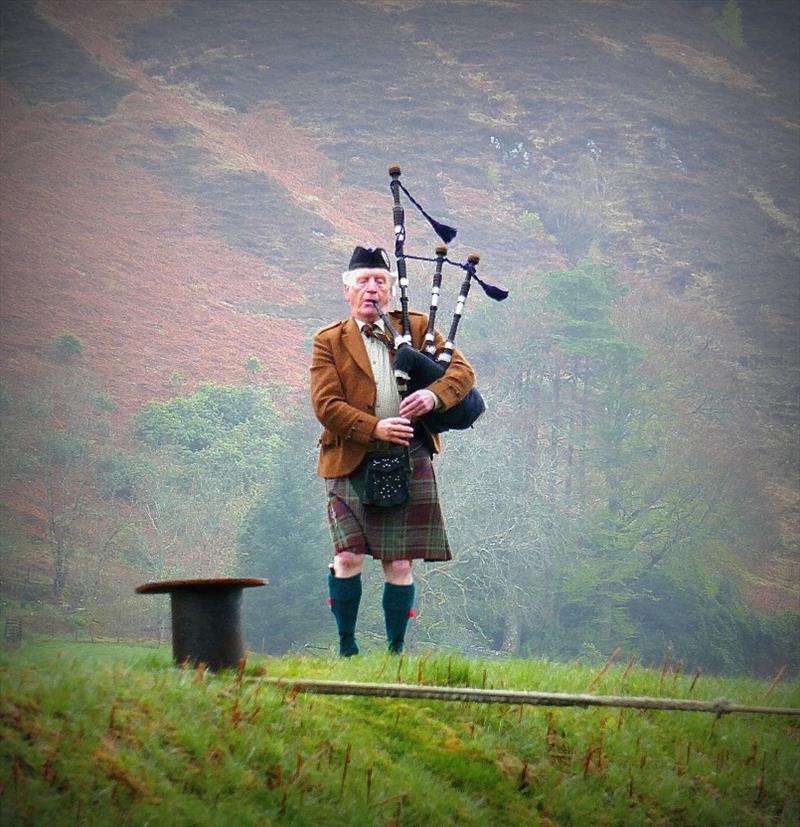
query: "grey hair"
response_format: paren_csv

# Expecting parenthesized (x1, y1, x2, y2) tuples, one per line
(341, 267, 398, 289)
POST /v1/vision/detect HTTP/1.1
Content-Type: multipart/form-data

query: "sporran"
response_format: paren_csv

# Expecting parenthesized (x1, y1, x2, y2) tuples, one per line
(352, 447, 411, 508)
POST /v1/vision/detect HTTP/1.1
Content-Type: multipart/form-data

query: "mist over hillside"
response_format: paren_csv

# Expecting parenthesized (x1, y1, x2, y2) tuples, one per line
(0, 0, 797, 665)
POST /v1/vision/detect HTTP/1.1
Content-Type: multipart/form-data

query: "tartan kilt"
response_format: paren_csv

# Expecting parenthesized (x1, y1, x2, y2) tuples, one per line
(325, 441, 452, 562)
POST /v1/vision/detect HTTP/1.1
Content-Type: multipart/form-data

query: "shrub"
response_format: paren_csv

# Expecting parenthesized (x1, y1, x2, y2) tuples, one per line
(48, 332, 83, 363)
(520, 210, 544, 233)
(712, 0, 746, 49)
(91, 391, 116, 412)
(243, 354, 262, 375)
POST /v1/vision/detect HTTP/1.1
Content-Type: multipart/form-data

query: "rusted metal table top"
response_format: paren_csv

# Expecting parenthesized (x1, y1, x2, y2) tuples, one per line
(135, 577, 267, 594)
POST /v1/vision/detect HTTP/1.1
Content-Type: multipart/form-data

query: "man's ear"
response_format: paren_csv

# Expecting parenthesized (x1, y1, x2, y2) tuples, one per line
(343, 284, 351, 299)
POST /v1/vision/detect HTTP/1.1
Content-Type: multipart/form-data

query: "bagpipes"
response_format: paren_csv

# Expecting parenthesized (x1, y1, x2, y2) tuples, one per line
(372, 164, 508, 434)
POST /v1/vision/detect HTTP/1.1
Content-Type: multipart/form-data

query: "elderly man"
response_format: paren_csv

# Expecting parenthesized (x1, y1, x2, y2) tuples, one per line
(310, 245, 475, 656)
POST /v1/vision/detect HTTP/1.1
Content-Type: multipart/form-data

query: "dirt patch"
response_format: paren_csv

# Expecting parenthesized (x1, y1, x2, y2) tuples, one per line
(644, 34, 759, 91)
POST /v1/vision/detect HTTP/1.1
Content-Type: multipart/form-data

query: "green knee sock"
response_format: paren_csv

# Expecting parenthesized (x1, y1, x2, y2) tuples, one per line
(328, 571, 362, 657)
(382, 582, 415, 654)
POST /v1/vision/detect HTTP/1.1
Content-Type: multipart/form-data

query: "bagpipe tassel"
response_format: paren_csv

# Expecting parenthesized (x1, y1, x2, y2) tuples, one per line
(397, 181, 458, 244)
(427, 215, 458, 245)
(473, 273, 509, 301)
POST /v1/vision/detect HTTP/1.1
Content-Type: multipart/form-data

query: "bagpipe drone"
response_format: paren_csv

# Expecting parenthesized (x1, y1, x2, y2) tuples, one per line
(372, 164, 508, 434)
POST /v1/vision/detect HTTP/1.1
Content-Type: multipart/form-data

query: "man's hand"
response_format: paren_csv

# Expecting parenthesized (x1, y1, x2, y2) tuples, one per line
(399, 389, 437, 420)
(373, 417, 414, 446)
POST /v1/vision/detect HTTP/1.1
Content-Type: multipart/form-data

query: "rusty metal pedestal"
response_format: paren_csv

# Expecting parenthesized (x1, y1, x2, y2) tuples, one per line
(135, 578, 267, 671)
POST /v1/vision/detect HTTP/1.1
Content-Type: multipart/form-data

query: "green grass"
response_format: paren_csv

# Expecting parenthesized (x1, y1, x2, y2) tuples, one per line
(1, 640, 798, 826)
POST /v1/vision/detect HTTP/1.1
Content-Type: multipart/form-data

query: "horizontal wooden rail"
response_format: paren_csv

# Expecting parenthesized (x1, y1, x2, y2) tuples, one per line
(261, 678, 800, 717)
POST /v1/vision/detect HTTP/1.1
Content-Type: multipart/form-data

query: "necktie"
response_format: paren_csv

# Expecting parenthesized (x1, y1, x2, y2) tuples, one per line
(362, 323, 393, 350)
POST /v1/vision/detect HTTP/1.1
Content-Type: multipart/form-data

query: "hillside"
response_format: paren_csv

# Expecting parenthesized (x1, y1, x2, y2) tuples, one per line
(0, 0, 798, 615)
(2, 640, 798, 825)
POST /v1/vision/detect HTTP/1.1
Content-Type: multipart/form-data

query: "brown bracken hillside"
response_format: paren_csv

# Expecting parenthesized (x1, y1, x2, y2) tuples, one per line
(1, 0, 797, 610)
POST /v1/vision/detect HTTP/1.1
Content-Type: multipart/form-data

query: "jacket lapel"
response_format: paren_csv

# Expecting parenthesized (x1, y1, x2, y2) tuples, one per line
(341, 317, 373, 379)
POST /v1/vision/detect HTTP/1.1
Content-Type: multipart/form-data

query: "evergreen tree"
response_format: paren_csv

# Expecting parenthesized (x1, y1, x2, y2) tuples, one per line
(237, 411, 330, 653)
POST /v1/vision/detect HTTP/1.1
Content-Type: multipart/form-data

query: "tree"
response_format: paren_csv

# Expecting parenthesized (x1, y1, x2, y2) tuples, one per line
(431, 277, 577, 655)
(1, 340, 113, 596)
(48, 331, 84, 364)
(237, 410, 330, 653)
(243, 354, 262, 379)
(711, 0, 747, 49)
(130, 382, 283, 582)
(426, 252, 788, 672)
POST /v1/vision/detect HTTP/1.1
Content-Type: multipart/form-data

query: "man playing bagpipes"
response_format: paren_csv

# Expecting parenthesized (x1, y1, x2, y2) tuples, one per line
(310, 166, 506, 656)
(310, 245, 474, 656)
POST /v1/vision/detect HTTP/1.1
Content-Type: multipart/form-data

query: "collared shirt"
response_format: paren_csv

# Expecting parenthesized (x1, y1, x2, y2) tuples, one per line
(355, 318, 401, 420)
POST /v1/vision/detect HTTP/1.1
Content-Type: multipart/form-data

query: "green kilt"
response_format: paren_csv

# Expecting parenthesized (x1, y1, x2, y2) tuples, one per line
(325, 441, 452, 562)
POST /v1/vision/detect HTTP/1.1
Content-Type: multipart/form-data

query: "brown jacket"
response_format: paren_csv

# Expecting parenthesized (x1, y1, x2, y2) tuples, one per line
(310, 310, 476, 477)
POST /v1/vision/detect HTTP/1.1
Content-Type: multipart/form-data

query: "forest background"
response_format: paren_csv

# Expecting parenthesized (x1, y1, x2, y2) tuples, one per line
(0, 0, 798, 676)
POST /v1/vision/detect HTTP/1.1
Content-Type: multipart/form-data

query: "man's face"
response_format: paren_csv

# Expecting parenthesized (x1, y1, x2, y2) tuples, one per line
(345, 269, 391, 322)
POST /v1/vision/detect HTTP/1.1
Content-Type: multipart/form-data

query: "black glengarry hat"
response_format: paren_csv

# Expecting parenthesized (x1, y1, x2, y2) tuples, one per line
(347, 246, 391, 271)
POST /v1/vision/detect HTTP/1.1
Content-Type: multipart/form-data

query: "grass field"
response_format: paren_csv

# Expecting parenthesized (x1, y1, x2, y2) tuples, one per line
(1, 640, 798, 826)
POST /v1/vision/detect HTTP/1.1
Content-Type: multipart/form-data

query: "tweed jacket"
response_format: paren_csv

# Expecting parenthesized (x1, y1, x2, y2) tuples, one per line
(310, 310, 476, 478)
